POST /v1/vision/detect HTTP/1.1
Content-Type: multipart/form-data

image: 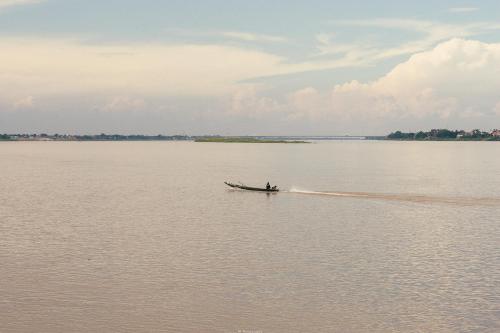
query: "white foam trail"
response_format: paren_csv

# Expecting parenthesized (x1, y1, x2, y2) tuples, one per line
(288, 188, 368, 198)
(286, 187, 500, 207)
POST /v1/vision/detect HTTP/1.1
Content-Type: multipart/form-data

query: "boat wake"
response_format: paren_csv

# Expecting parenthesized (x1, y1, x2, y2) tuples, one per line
(286, 187, 500, 207)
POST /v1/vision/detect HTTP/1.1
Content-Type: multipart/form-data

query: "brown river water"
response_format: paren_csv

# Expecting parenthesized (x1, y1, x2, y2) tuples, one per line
(1, 141, 499, 332)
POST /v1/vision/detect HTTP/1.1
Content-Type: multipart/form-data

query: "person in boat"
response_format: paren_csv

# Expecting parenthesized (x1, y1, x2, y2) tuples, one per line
(266, 182, 271, 190)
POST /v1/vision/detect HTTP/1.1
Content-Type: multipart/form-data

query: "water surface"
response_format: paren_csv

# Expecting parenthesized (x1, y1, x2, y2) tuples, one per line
(1, 141, 499, 332)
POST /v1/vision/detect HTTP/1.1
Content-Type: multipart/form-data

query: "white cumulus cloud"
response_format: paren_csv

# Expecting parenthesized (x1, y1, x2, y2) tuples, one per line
(246, 38, 500, 130)
(358, 38, 500, 117)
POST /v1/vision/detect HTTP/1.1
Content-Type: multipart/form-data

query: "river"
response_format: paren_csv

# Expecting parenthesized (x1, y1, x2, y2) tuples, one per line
(1, 141, 499, 332)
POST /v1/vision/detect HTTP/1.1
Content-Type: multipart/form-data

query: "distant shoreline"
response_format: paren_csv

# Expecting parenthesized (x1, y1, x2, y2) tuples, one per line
(384, 138, 500, 141)
(2, 130, 500, 142)
(0, 134, 352, 143)
(386, 129, 500, 141)
(195, 137, 309, 143)
(0, 134, 191, 142)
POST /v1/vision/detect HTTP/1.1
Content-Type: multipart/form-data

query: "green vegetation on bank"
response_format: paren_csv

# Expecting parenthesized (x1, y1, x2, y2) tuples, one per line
(387, 129, 500, 141)
(0, 133, 191, 141)
(195, 137, 309, 143)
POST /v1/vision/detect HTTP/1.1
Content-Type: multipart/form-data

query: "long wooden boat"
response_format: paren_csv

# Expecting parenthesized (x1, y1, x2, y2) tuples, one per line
(225, 182, 279, 192)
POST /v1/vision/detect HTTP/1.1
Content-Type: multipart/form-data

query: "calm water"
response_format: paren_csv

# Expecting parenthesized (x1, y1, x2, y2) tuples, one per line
(1, 141, 500, 332)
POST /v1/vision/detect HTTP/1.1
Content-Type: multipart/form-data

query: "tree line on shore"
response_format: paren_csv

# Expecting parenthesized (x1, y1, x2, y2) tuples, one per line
(387, 129, 500, 140)
(0, 133, 191, 141)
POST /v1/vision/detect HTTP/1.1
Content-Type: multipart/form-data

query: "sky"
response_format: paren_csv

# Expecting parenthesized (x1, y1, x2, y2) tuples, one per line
(1, 0, 500, 135)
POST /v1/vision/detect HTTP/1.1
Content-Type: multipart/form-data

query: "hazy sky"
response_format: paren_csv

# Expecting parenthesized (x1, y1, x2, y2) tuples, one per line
(1, 0, 500, 135)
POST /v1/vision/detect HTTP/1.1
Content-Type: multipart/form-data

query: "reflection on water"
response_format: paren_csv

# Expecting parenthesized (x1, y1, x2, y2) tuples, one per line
(1, 141, 500, 333)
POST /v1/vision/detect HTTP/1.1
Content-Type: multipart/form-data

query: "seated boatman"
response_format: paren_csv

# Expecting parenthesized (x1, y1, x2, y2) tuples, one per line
(266, 182, 271, 190)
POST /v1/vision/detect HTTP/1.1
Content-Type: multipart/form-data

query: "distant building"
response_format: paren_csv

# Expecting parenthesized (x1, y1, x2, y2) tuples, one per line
(491, 130, 500, 137)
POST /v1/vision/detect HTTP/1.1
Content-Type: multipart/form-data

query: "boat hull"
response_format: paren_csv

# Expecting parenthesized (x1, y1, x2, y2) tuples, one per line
(225, 182, 279, 192)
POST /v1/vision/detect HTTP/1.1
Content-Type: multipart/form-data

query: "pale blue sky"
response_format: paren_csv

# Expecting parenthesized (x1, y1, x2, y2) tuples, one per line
(1, 0, 500, 135)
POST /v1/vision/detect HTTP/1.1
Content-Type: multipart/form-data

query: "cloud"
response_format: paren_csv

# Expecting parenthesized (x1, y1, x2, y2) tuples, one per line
(313, 33, 375, 62)
(0, 0, 42, 9)
(2, 35, 500, 134)
(226, 84, 287, 120)
(13, 96, 34, 109)
(228, 38, 500, 132)
(221, 31, 288, 43)
(495, 102, 500, 116)
(0, 37, 386, 107)
(5, 18, 492, 108)
(165, 28, 288, 44)
(449, 7, 479, 13)
(101, 96, 147, 113)
(322, 19, 500, 63)
(316, 39, 500, 121)
(0, 38, 285, 100)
